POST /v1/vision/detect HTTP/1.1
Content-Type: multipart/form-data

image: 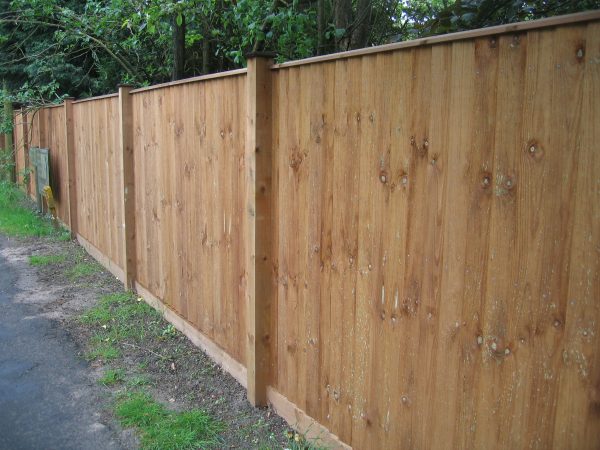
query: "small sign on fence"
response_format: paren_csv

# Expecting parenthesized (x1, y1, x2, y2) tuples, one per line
(28, 147, 50, 212)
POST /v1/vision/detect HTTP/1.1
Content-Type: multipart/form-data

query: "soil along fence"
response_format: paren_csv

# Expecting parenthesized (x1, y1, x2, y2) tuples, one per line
(12, 12, 600, 449)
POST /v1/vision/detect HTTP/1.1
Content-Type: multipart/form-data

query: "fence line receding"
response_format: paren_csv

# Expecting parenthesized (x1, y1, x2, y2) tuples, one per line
(11, 12, 600, 450)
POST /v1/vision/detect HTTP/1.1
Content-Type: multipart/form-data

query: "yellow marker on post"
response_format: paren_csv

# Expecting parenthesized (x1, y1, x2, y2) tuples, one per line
(42, 185, 59, 228)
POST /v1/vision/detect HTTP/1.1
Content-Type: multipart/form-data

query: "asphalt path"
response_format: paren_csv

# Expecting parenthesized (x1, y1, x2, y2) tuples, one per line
(0, 236, 123, 450)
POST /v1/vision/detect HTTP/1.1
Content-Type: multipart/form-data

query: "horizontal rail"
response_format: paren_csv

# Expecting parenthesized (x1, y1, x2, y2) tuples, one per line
(129, 68, 248, 94)
(72, 93, 119, 104)
(272, 10, 600, 69)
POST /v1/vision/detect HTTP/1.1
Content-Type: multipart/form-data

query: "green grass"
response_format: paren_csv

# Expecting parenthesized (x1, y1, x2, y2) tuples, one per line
(127, 375, 152, 388)
(67, 261, 100, 279)
(79, 291, 225, 450)
(28, 254, 67, 266)
(99, 368, 125, 386)
(161, 324, 178, 339)
(258, 436, 328, 450)
(81, 292, 163, 361)
(85, 342, 121, 361)
(0, 181, 70, 239)
(115, 391, 223, 450)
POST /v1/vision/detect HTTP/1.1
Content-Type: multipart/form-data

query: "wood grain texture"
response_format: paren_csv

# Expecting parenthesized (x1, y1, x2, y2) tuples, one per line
(39, 105, 70, 224)
(73, 97, 125, 270)
(118, 86, 136, 289)
(245, 56, 275, 406)
(271, 20, 600, 449)
(12, 110, 27, 191)
(23, 103, 73, 222)
(132, 73, 247, 365)
(26, 109, 40, 198)
(64, 99, 78, 235)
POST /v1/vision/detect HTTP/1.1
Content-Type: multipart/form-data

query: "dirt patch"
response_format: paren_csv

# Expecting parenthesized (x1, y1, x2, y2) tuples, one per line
(3, 235, 299, 449)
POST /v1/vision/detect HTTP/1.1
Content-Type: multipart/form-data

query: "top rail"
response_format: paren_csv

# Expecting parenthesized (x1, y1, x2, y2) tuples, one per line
(73, 93, 119, 105)
(129, 68, 248, 94)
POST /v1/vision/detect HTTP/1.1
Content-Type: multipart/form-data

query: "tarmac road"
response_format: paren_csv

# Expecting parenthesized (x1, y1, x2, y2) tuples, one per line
(0, 236, 123, 450)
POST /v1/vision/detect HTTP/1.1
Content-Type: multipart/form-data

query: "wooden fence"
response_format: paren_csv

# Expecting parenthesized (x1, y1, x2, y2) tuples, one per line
(72, 95, 124, 271)
(12, 11, 600, 450)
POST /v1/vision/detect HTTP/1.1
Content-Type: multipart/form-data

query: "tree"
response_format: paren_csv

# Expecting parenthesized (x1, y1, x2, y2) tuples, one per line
(0, 0, 597, 103)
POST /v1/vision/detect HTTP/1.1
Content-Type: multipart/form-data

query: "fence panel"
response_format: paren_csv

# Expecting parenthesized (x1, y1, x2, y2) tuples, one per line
(270, 20, 600, 449)
(131, 73, 248, 365)
(73, 96, 125, 271)
(41, 105, 70, 224)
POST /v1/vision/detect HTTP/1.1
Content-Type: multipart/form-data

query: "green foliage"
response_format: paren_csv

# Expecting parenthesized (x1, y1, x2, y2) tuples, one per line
(80, 292, 163, 355)
(115, 391, 223, 450)
(161, 324, 178, 339)
(17, 167, 33, 189)
(257, 429, 327, 450)
(219, 0, 318, 65)
(0, 180, 64, 237)
(29, 253, 67, 265)
(99, 367, 126, 385)
(407, 0, 600, 37)
(126, 375, 152, 387)
(66, 261, 100, 279)
(85, 342, 121, 361)
(1, 0, 597, 102)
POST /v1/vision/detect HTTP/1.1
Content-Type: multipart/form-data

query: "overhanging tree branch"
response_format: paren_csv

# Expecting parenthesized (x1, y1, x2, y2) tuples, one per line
(0, 17, 139, 81)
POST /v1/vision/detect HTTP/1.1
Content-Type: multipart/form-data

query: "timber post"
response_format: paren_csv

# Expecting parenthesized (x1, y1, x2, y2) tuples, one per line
(118, 84, 137, 291)
(64, 98, 78, 237)
(245, 52, 276, 406)
(21, 108, 30, 195)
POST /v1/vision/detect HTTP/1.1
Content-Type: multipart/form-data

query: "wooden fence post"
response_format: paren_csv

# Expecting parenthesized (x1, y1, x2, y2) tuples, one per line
(118, 85, 137, 291)
(64, 98, 78, 237)
(245, 53, 275, 406)
(37, 107, 47, 148)
(21, 108, 30, 195)
(3, 95, 14, 182)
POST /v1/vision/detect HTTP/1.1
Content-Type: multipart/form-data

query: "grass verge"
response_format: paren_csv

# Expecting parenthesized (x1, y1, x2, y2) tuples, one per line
(85, 343, 121, 361)
(0, 181, 69, 239)
(80, 292, 163, 348)
(29, 254, 67, 265)
(79, 291, 326, 449)
(67, 261, 101, 279)
(99, 368, 126, 386)
(115, 391, 223, 450)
